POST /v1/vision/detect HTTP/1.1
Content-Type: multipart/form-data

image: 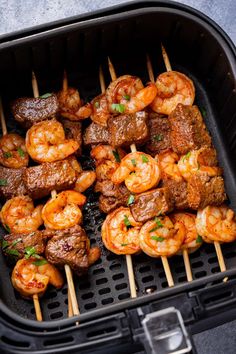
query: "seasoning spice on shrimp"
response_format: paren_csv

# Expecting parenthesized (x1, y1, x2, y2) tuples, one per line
(0, 133, 29, 168)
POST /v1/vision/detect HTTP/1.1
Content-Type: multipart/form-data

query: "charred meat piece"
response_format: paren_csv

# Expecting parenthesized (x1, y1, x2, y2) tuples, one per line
(99, 194, 127, 214)
(11, 94, 59, 128)
(0, 166, 27, 199)
(162, 179, 189, 210)
(97, 181, 129, 213)
(23, 159, 77, 199)
(45, 225, 100, 276)
(107, 111, 149, 147)
(144, 112, 172, 156)
(130, 188, 173, 222)
(169, 104, 212, 155)
(83, 122, 109, 146)
(187, 174, 226, 209)
(60, 118, 82, 155)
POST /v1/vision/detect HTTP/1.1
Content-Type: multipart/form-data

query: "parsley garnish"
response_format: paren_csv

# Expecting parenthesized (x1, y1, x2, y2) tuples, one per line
(131, 159, 136, 167)
(149, 226, 159, 233)
(3, 151, 12, 158)
(94, 101, 100, 108)
(196, 234, 203, 244)
(17, 147, 25, 157)
(2, 240, 9, 249)
(154, 217, 163, 228)
(24, 246, 40, 259)
(5, 248, 20, 256)
(124, 215, 131, 228)
(39, 93, 52, 99)
(123, 95, 130, 101)
(121, 243, 129, 247)
(112, 150, 121, 163)
(141, 154, 149, 163)
(4, 224, 11, 233)
(111, 103, 125, 113)
(201, 108, 207, 118)
(127, 194, 135, 206)
(0, 179, 7, 186)
(33, 259, 48, 266)
(151, 236, 164, 242)
(183, 151, 191, 161)
(153, 134, 163, 142)
(12, 238, 22, 247)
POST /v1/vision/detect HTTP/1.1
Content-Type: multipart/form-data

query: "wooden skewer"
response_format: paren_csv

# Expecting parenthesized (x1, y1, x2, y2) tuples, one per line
(146, 54, 175, 287)
(32, 72, 80, 317)
(105, 58, 137, 298)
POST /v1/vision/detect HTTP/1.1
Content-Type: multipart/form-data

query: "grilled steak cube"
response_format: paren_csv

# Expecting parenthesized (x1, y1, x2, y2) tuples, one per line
(187, 174, 226, 209)
(99, 194, 127, 214)
(0, 166, 27, 199)
(169, 104, 212, 154)
(95, 180, 129, 213)
(60, 118, 82, 155)
(107, 111, 149, 147)
(145, 112, 172, 156)
(130, 188, 173, 222)
(45, 225, 99, 276)
(12, 94, 59, 129)
(83, 122, 109, 146)
(23, 159, 77, 199)
(162, 179, 189, 210)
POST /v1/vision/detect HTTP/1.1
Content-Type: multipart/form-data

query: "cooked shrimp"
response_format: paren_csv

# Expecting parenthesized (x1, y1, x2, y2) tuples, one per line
(150, 71, 195, 115)
(106, 75, 157, 114)
(178, 148, 221, 180)
(0, 133, 29, 168)
(170, 212, 202, 254)
(88, 247, 101, 266)
(102, 207, 142, 255)
(25, 119, 79, 163)
(75, 171, 96, 193)
(158, 150, 183, 182)
(111, 152, 161, 194)
(0, 196, 43, 234)
(139, 216, 185, 257)
(91, 93, 110, 126)
(91, 145, 126, 163)
(11, 258, 64, 298)
(57, 86, 92, 121)
(196, 205, 236, 243)
(42, 190, 86, 230)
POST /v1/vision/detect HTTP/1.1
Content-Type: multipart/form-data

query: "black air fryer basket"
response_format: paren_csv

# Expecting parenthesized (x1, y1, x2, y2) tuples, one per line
(0, 1, 236, 353)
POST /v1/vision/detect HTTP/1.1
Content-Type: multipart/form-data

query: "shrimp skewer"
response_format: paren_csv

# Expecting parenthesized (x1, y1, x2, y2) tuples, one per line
(0, 95, 43, 321)
(32, 73, 79, 318)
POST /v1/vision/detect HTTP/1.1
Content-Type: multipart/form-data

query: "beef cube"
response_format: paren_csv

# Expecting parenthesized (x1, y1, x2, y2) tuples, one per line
(107, 111, 149, 147)
(0, 167, 27, 199)
(162, 179, 189, 210)
(11, 94, 59, 129)
(99, 194, 126, 214)
(169, 104, 212, 154)
(144, 112, 172, 156)
(187, 174, 226, 209)
(83, 122, 109, 146)
(98, 182, 130, 214)
(60, 118, 82, 155)
(130, 188, 173, 222)
(23, 159, 77, 199)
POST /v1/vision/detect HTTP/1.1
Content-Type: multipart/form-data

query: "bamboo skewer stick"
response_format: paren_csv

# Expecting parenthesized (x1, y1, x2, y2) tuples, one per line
(32, 72, 80, 317)
(106, 58, 137, 298)
(0, 96, 43, 320)
(146, 54, 175, 287)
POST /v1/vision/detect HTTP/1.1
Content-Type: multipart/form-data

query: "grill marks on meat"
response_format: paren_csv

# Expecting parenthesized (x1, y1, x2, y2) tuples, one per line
(130, 188, 173, 222)
(107, 111, 149, 147)
(23, 159, 77, 199)
(145, 112, 172, 156)
(12, 94, 59, 129)
(169, 104, 211, 155)
(61, 118, 82, 155)
(45, 225, 100, 276)
(0, 166, 27, 199)
(83, 122, 109, 146)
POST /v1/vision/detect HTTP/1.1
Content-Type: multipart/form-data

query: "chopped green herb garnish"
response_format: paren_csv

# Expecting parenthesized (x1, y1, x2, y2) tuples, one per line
(153, 134, 163, 142)
(94, 101, 100, 108)
(196, 234, 203, 244)
(201, 108, 207, 118)
(127, 194, 135, 206)
(131, 159, 136, 167)
(124, 215, 131, 228)
(121, 243, 129, 247)
(123, 94, 130, 101)
(149, 226, 159, 233)
(5, 248, 20, 256)
(4, 224, 11, 233)
(33, 259, 48, 266)
(111, 103, 125, 113)
(151, 236, 164, 242)
(39, 93, 52, 99)
(183, 151, 191, 161)
(24, 246, 40, 259)
(3, 151, 12, 158)
(0, 179, 7, 186)
(141, 154, 149, 163)
(17, 147, 25, 158)
(12, 238, 22, 247)
(154, 217, 163, 228)
(112, 149, 121, 163)
(2, 240, 9, 249)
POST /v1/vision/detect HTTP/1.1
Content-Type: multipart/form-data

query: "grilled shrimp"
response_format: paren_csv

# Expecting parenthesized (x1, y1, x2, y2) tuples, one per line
(112, 152, 161, 194)
(0, 196, 43, 234)
(91, 145, 126, 163)
(26, 119, 79, 163)
(170, 212, 202, 254)
(91, 93, 110, 127)
(178, 148, 221, 180)
(150, 71, 195, 115)
(158, 150, 183, 182)
(11, 258, 64, 298)
(75, 171, 96, 193)
(57, 86, 92, 121)
(42, 190, 86, 230)
(106, 75, 157, 114)
(0, 133, 29, 168)
(139, 216, 185, 257)
(196, 205, 236, 243)
(102, 207, 142, 255)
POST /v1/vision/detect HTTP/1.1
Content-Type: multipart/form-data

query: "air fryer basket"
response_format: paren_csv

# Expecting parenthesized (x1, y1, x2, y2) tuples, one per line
(0, 1, 236, 353)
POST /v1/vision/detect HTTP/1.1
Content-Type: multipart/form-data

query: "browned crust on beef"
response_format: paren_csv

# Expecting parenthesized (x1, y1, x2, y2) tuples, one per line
(83, 122, 109, 146)
(60, 118, 82, 155)
(162, 179, 189, 210)
(0, 167, 27, 199)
